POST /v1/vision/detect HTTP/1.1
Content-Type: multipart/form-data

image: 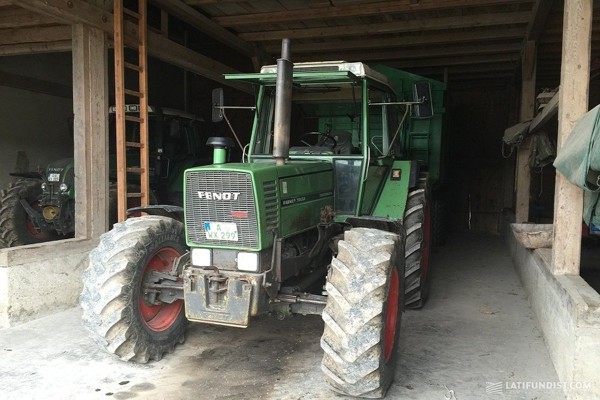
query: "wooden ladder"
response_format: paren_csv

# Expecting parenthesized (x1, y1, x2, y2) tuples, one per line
(113, 0, 150, 222)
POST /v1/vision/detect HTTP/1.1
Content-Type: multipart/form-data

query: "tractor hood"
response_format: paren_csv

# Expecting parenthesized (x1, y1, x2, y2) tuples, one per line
(183, 161, 333, 251)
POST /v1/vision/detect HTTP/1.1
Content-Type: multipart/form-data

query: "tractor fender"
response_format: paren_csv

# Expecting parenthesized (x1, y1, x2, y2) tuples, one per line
(126, 205, 184, 222)
(345, 215, 405, 237)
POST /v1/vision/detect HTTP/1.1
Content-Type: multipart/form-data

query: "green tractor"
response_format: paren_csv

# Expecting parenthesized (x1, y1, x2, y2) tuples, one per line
(80, 40, 445, 398)
(0, 106, 208, 248)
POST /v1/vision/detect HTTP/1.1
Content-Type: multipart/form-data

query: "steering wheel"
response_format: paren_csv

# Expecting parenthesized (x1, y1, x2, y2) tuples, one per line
(298, 131, 337, 148)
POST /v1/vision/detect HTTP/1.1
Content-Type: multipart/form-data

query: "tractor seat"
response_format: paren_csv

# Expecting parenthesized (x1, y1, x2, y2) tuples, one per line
(330, 131, 353, 155)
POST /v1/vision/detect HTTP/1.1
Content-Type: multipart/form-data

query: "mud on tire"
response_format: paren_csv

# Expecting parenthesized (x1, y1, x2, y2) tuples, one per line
(0, 179, 59, 248)
(80, 216, 187, 363)
(321, 228, 404, 398)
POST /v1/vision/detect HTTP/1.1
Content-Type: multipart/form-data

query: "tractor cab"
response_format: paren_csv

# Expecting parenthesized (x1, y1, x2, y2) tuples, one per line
(221, 61, 419, 220)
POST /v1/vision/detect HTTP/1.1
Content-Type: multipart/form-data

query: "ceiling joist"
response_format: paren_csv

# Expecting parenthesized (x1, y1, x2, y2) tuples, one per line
(239, 12, 531, 42)
(211, 0, 533, 27)
(14, 0, 251, 93)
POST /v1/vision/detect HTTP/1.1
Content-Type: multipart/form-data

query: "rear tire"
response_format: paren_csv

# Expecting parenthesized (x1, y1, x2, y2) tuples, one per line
(431, 199, 447, 247)
(0, 179, 59, 248)
(321, 228, 404, 398)
(404, 174, 432, 309)
(80, 216, 187, 363)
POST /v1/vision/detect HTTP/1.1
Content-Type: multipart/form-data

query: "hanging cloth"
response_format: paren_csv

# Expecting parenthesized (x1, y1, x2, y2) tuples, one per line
(553, 104, 600, 228)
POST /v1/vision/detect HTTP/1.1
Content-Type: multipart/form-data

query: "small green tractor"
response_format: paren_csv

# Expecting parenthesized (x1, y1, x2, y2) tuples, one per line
(0, 106, 208, 248)
(80, 40, 445, 398)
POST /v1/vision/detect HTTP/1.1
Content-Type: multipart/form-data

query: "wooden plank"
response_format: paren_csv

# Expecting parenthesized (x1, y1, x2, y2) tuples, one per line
(239, 12, 532, 41)
(114, 0, 127, 222)
(0, 40, 71, 55)
(17, 0, 113, 30)
(139, 0, 150, 207)
(294, 42, 523, 63)
(0, 25, 70, 45)
(263, 27, 525, 54)
(527, 0, 557, 40)
(390, 53, 518, 69)
(0, 8, 58, 28)
(147, 32, 252, 93)
(212, 0, 532, 27)
(150, 0, 261, 58)
(552, 0, 592, 275)
(72, 23, 109, 238)
(515, 40, 536, 223)
(16, 0, 251, 93)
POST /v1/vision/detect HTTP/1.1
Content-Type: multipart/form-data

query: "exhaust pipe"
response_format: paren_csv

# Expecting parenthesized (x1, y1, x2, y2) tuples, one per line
(273, 38, 293, 166)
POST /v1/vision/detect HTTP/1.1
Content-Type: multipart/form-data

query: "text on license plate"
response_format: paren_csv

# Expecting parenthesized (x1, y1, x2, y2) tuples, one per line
(48, 173, 60, 182)
(203, 222, 238, 241)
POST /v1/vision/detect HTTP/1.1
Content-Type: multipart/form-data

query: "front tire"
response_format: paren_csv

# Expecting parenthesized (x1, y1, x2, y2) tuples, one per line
(321, 228, 404, 398)
(0, 179, 59, 248)
(80, 216, 187, 363)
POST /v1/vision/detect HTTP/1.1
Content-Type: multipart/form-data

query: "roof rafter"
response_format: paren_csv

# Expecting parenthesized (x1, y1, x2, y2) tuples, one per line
(211, 0, 533, 27)
(239, 12, 531, 41)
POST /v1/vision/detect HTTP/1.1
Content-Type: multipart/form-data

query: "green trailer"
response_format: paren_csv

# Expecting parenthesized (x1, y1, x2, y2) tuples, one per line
(81, 41, 445, 398)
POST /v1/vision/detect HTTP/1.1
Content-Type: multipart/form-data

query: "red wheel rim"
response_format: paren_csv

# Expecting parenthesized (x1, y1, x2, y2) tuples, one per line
(422, 203, 432, 279)
(138, 246, 183, 332)
(384, 267, 400, 363)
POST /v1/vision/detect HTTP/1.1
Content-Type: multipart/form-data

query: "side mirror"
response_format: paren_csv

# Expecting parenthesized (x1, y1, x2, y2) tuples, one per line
(212, 88, 224, 122)
(413, 81, 433, 118)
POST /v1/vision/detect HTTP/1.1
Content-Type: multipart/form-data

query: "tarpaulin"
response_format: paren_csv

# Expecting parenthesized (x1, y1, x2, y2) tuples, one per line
(553, 104, 600, 228)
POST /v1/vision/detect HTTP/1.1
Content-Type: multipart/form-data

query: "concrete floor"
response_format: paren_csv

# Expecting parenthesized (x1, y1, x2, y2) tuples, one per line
(0, 233, 565, 400)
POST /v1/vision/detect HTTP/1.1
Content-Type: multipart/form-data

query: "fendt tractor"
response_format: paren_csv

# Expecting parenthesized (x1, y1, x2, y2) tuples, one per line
(80, 40, 445, 398)
(0, 106, 208, 248)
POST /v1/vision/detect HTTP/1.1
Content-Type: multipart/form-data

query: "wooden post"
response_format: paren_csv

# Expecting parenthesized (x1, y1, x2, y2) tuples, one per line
(515, 40, 537, 223)
(72, 24, 109, 238)
(551, 0, 592, 275)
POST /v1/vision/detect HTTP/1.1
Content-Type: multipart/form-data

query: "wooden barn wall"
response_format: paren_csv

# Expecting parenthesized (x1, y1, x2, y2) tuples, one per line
(445, 85, 515, 234)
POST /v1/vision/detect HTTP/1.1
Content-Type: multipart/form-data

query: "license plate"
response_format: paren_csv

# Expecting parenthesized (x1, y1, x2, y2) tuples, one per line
(48, 173, 60, 182)
(203, 222, 238, 241)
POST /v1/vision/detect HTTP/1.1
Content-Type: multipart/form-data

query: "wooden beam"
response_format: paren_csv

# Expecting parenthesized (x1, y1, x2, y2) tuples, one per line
(72, 23, 109, 238)
(239, 12, 531, 41)
(16, 0, 251, 93)
(515, 40, 537, 223)
(263, 27, 526, 55)
(147, 31, 251, 93)
(552, 0, 592, 275)
(0, 70, 71, 97)
(0, 40, 71, 56)
(294, 42, 523, 63)
(412, 62, 518, 76)
(16, 0, 112, 30)
(0, 25, 71, 46)
(527, 0, 557, 40)
(0, 8, 59, 28)
(212, 0, 534, 27)
(150, 0, 264, 59)
(388, 53, 519, 69)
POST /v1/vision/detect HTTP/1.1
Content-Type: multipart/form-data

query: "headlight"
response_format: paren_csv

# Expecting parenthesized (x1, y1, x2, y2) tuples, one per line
(59, 183, 68, 192)
(191, 248, 212, 266)
(237, 252, 259, 272)
(41, 183, 47, 191)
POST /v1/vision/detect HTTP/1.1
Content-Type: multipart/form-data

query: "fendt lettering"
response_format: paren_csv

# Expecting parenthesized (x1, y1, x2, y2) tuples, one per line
(197, 191, 241, 200)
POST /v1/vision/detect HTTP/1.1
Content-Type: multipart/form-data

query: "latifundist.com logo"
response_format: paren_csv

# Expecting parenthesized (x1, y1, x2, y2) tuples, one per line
(486, 381, 594, 394)
(486, 382, 503, 394)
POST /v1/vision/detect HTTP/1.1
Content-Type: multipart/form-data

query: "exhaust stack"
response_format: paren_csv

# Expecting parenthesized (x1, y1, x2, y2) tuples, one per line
(272, 39, 293, 166)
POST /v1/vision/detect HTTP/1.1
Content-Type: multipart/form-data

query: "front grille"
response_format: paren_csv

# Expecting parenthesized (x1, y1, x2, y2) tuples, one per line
(185, 170, 258, 249)
(263, 180, 278, 230)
